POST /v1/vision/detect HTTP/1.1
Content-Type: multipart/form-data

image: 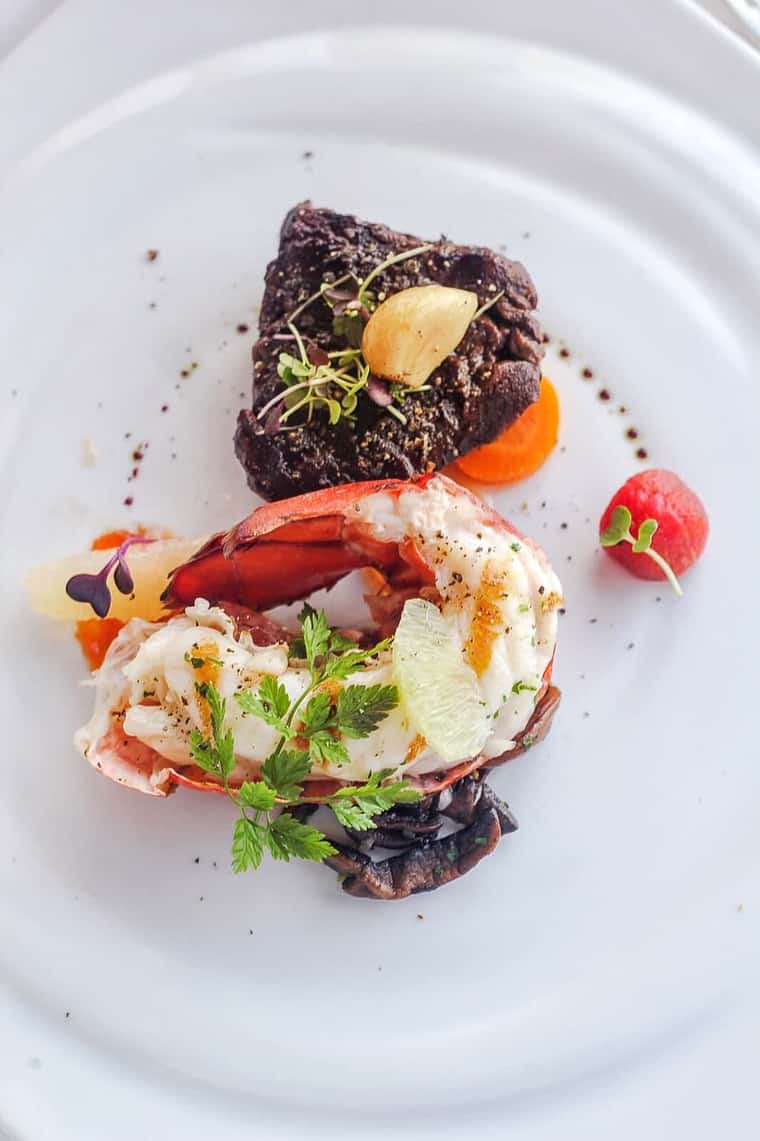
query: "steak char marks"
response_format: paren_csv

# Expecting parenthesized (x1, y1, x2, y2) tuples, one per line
(235, 203, 544, 501)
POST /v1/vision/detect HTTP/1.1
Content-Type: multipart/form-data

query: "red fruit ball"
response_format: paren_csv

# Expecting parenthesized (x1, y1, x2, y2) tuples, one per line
(599, 469, 709, 582)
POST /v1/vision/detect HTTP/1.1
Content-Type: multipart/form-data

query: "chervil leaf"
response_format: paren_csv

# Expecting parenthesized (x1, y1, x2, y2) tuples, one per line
(336, 684, 399, 739)
(328, 774, 421, 829)
(237, 781, 277, 812)
(235, 678, 290, 734)
(328, 770, 395, 799)
(323, 649, 370, 680)
(351, 791, 398, 814)
(215, 727, 235, 780)
(196, 681, 224, 739)
(308, 731, 351, 767)
(189, 728, 221, 776)
(633, 517, 658, 554)
(300, 691, 334, 735)
(600, 505, 633, 548)
(324, 637, 393, 681)
(299, 605, 332, 673)
(261, 749, 310, 800)
(289, 636, 306, 659)
(259, 675, 290, 719)
(331, 800, 377, 831)
(231, 817, 264, 873)
(328, 631, 360, 654)
(377, 781, 423, 805)
(264, 814, 337, 862)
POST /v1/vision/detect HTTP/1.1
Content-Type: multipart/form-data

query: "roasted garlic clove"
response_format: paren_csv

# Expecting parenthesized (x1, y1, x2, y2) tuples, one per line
(362, 284, 478, 389)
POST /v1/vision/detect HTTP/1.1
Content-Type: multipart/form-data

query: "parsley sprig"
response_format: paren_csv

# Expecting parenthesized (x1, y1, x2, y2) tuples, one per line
(188, 606, 420, 874)
(257, 243, 435, 433)
(600, 505, 683, 596)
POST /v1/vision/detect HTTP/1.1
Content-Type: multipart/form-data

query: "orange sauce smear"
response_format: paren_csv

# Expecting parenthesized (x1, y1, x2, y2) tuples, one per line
(187, 640, 223, 737)
(464, 575, 507, 676)
(404, 734, 427, 763)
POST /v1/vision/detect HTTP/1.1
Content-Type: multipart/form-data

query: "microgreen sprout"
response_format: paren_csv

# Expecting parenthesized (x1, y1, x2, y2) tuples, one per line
(65, 535, 154, 617)
(600, 506, 683, 596)
(259, 243, 435, 433)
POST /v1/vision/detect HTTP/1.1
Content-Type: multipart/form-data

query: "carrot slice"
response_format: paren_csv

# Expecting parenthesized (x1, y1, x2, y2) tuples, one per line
(455, 377, 559, 484)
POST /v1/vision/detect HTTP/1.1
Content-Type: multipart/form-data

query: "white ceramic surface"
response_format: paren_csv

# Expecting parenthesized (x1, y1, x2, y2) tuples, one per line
(1, 3, 759, 1139)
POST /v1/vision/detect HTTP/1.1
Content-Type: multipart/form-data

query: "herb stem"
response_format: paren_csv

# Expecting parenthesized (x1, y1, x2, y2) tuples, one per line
(472, 288, 505, 321)
(287, 321, 310, 367)
(620, 523, 683, 597)
(256, 379, 315, 421)
(268, 676, 321, 761)
(642, 546, 683, 597)
(285, 272, 356, 326)
(357, 243, 433, 302)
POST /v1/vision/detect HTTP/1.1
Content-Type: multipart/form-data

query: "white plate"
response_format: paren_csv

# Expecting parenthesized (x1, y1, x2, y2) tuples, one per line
(1, 3, 759, 1138)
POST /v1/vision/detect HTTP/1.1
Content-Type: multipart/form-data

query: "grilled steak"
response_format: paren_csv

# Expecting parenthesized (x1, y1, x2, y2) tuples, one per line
(235, 202, 544, 501)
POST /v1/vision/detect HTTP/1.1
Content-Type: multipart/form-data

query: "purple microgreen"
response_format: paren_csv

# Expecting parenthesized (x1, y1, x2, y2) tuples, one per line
(600, 505, 683, 597)
(307, 342, 330, 368)
(113, 557, 134, 596)
(65, 572, 112, 618)
(321, 286, 358, 313)
(367, 375, 392, 407)
(64, 535, 153, 617)
(285, 272, 357, 326)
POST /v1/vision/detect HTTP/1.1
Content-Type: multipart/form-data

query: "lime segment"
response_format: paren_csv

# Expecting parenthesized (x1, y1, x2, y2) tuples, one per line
(393, 598, 491, 763)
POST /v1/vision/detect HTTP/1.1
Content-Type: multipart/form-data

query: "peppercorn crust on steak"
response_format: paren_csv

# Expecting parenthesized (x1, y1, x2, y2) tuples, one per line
(234, 203, 545, 502)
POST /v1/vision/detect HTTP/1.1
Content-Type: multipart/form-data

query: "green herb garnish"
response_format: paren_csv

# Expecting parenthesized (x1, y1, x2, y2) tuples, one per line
(600, 506, 683, 596)
(188, 606, 419, 874)
(256, 244, 435, 433)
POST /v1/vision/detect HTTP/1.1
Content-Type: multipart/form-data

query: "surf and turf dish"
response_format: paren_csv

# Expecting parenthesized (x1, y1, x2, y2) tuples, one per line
(25, 195, 711, 901)
(234, 203, 545, 501)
